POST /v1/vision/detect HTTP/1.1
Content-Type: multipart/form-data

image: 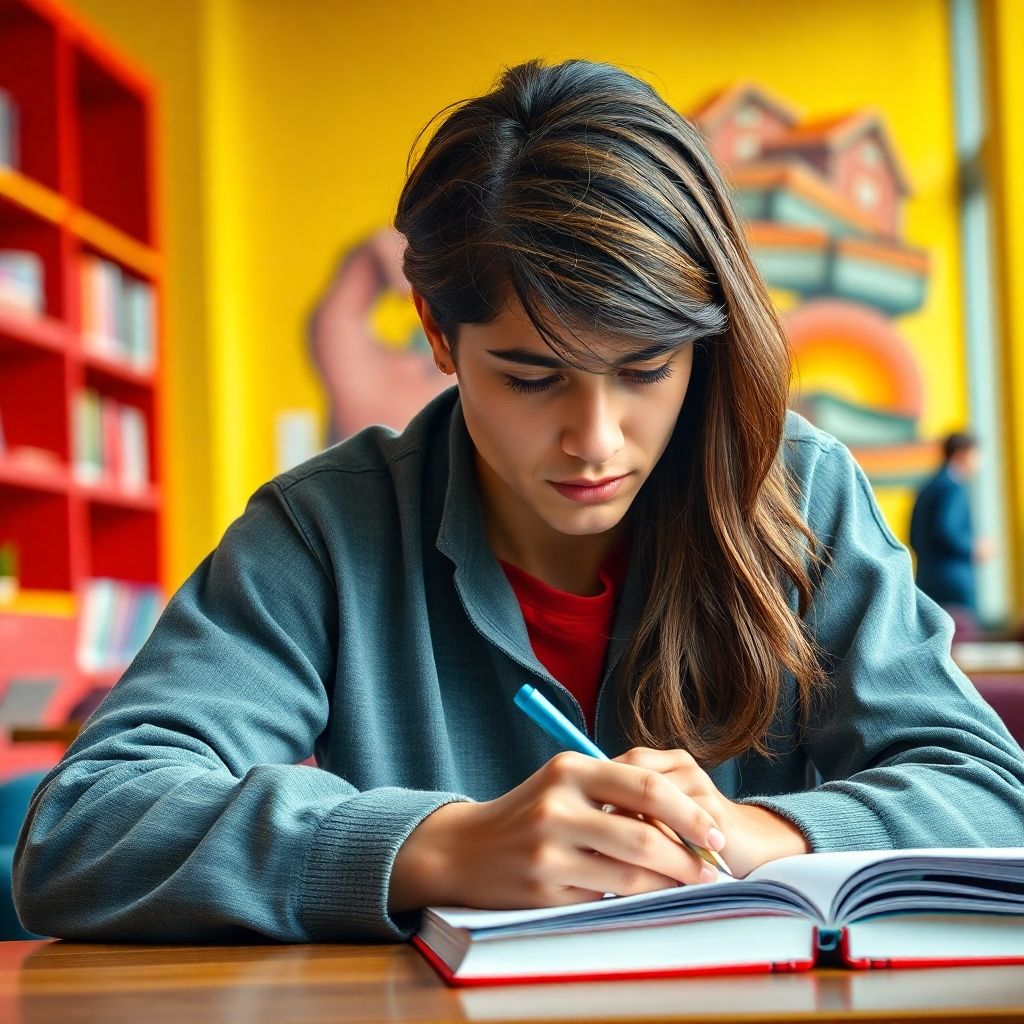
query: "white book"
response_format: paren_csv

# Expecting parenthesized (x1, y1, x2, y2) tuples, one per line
(0, 89, 17, 169)
(77, 579, 110, 672)
(72, 389, 102, 484)
(0, 250, 44, 314)
(124, 279, 155, 371)
(118, 405, 149, 491)
(414, 848, 1024, 985)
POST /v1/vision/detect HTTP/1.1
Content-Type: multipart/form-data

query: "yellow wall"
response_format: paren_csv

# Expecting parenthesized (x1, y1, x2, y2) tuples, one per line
(70, 0, 969, 588)
(984, 0, 1024, 610)
(67, 0, 214, 589)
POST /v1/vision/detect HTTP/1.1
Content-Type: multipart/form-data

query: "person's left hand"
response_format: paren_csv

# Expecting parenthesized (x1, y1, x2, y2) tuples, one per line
(611, 747, 810, 878)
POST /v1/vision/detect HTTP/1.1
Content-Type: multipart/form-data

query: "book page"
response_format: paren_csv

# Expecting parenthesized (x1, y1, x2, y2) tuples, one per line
(426, 874, 818, 936)
(749, 848, 1024, 924)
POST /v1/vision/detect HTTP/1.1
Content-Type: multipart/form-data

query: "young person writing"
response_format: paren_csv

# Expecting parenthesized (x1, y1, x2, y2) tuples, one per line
(14, 59, 1024, 943)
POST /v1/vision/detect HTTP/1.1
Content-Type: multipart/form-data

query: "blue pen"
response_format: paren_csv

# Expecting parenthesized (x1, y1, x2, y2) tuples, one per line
(514, 683, 733, 878)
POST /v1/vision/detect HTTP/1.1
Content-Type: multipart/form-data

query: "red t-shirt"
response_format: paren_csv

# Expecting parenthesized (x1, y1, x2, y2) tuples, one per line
(499, 539, 631, 735)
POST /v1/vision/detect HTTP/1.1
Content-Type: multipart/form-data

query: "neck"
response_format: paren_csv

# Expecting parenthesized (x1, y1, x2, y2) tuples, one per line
(475, 453, 626, 596)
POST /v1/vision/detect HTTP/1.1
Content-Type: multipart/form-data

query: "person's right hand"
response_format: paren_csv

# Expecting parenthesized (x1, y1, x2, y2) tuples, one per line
(388, 750, 725, 914)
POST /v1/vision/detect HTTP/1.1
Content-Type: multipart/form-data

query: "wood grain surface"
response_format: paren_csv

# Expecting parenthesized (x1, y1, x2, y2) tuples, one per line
(1, 939, 1023, 1023)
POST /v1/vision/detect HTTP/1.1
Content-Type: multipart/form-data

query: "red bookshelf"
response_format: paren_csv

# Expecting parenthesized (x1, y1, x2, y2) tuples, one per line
(0, 0, 164, 780)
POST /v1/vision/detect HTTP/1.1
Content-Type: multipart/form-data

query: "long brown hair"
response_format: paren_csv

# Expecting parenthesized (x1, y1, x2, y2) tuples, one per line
(394, 59, 825, 767)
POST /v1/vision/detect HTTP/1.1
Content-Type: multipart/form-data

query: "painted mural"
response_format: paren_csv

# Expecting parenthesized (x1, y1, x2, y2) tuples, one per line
(307, 227, 447, 444)
(309, 84, 939, 487)
(690, 83, 938, 486)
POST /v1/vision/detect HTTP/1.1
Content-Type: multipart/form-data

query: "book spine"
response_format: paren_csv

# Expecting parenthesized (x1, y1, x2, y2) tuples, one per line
(93, 579, 117, 672)
(80, 256, 96, 353)
(0, 89, 18, 169)
(72, 389, 103, 484)
(0, 250, 44, 314)
(100, 397, 121, 487)
(125, 587, 161, 663)
(123, 405, 149, 491)
(109, 583, 136, 668)
(76, 579, 100, 672)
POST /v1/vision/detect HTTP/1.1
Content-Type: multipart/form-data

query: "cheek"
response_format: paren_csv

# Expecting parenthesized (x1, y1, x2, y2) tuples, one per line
(634, 390, 688, 453)
(462, 383, 544, 473)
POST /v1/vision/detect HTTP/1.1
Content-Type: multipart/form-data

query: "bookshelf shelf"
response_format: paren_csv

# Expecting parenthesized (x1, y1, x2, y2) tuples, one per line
(72, 211, 160, 278)
(0, 306, 68, 352)
(0, 0, 164, 780)
(81, 348, 155, 387)
(76, 482, 159, 511)
(0, 458, 70, 494)
(0, 167, 66, 224)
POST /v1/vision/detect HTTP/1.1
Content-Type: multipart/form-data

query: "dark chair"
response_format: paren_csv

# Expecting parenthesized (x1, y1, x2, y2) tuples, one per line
(972, 675, 1024, 748)
(66, 685, 112, 726)
(0, 769, 50, 939)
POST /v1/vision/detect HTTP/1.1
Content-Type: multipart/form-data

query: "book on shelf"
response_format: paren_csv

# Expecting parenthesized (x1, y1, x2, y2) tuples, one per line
(72, 388, 150, 491)
(80, 254, 155, 371)
(77, 578, 163, 674)
(413, 848, 1024, 986)
(0, 89, 17, 169)
(0, 250, 44, 315)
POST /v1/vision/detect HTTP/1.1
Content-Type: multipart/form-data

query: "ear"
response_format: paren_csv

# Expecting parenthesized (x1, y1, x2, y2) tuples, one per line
(412, 291, 456, 375)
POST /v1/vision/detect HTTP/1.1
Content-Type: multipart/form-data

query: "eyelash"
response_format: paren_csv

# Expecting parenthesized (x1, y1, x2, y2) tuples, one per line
(504, 364, 674, 395)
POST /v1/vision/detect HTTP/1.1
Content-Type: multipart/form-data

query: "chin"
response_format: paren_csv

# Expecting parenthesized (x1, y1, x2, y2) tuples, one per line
(543, 505, 628, 537)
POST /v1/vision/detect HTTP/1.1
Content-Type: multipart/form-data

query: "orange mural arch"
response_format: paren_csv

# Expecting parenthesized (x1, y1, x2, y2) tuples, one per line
(785, 299, 923, 418)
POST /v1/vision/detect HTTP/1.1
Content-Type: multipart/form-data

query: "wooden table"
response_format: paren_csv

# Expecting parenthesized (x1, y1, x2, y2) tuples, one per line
(1, 940, 1022, 1023)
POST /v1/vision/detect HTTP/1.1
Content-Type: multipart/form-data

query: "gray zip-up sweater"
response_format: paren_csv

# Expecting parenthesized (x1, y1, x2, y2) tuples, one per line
(13, 389, 1024, 943)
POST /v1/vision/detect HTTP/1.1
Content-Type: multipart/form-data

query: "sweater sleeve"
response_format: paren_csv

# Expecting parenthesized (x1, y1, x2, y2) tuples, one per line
(12, 481, 472, 943)
(742, 438, 1024, 850)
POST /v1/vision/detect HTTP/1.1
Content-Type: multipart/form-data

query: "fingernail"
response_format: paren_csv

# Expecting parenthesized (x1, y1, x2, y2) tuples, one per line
(706, 828, 726, 851)
(699, 866, 717, 884)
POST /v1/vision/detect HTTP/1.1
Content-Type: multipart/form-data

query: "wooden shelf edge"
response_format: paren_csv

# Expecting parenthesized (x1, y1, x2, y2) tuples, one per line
(74, 481, 160, 510)
(0, 306, 70, 352)
(0, 457, 71, 495)
(0, 588, 77, 617)
(80, 348, 156, 387)
(0, 168, 68, 225)
(71, 209, 160, 278)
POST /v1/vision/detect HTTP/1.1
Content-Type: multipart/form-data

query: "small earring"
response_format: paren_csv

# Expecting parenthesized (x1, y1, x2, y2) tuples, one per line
(435, 360, 453, 375)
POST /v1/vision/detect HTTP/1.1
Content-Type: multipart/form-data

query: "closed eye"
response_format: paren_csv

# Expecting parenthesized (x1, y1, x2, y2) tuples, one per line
(503, 363, 674, 394)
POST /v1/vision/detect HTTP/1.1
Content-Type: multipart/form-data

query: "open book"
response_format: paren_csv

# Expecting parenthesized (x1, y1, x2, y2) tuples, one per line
(412, 848, 1024, 986)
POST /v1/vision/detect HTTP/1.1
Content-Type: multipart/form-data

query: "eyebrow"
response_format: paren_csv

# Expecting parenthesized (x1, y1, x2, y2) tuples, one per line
(485, 343, 680, 369)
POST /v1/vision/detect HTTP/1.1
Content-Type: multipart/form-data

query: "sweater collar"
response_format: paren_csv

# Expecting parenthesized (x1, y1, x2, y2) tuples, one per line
(434, 395, 641, 750)
(436, 396, 542, 677)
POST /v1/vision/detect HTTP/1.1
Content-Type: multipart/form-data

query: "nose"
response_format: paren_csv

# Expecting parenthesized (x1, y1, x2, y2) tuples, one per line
(560, 381, 625, 467)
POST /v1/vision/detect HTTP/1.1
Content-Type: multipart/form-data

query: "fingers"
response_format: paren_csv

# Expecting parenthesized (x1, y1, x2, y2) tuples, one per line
(566, 848, 684, 899)
(545, 752, 720, 854)
(613, 746, 711, 793)
(574, 805, 707, 886)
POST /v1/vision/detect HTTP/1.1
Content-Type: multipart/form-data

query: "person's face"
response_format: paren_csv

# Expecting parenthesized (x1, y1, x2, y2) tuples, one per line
(415, 292, 695, 540)
(951, 447, 981, 478)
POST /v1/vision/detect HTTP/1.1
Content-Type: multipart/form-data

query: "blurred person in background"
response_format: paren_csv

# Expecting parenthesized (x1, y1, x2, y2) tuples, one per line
(909, 432, 993, 631)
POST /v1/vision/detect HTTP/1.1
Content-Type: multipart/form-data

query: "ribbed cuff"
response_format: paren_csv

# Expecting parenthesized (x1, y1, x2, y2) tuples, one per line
(299, 787, 473, 942)
(740, 786, 893, 853)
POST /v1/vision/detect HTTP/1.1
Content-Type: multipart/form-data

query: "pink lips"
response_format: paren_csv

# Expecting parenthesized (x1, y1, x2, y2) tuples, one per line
(549, 475, 629, 504)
